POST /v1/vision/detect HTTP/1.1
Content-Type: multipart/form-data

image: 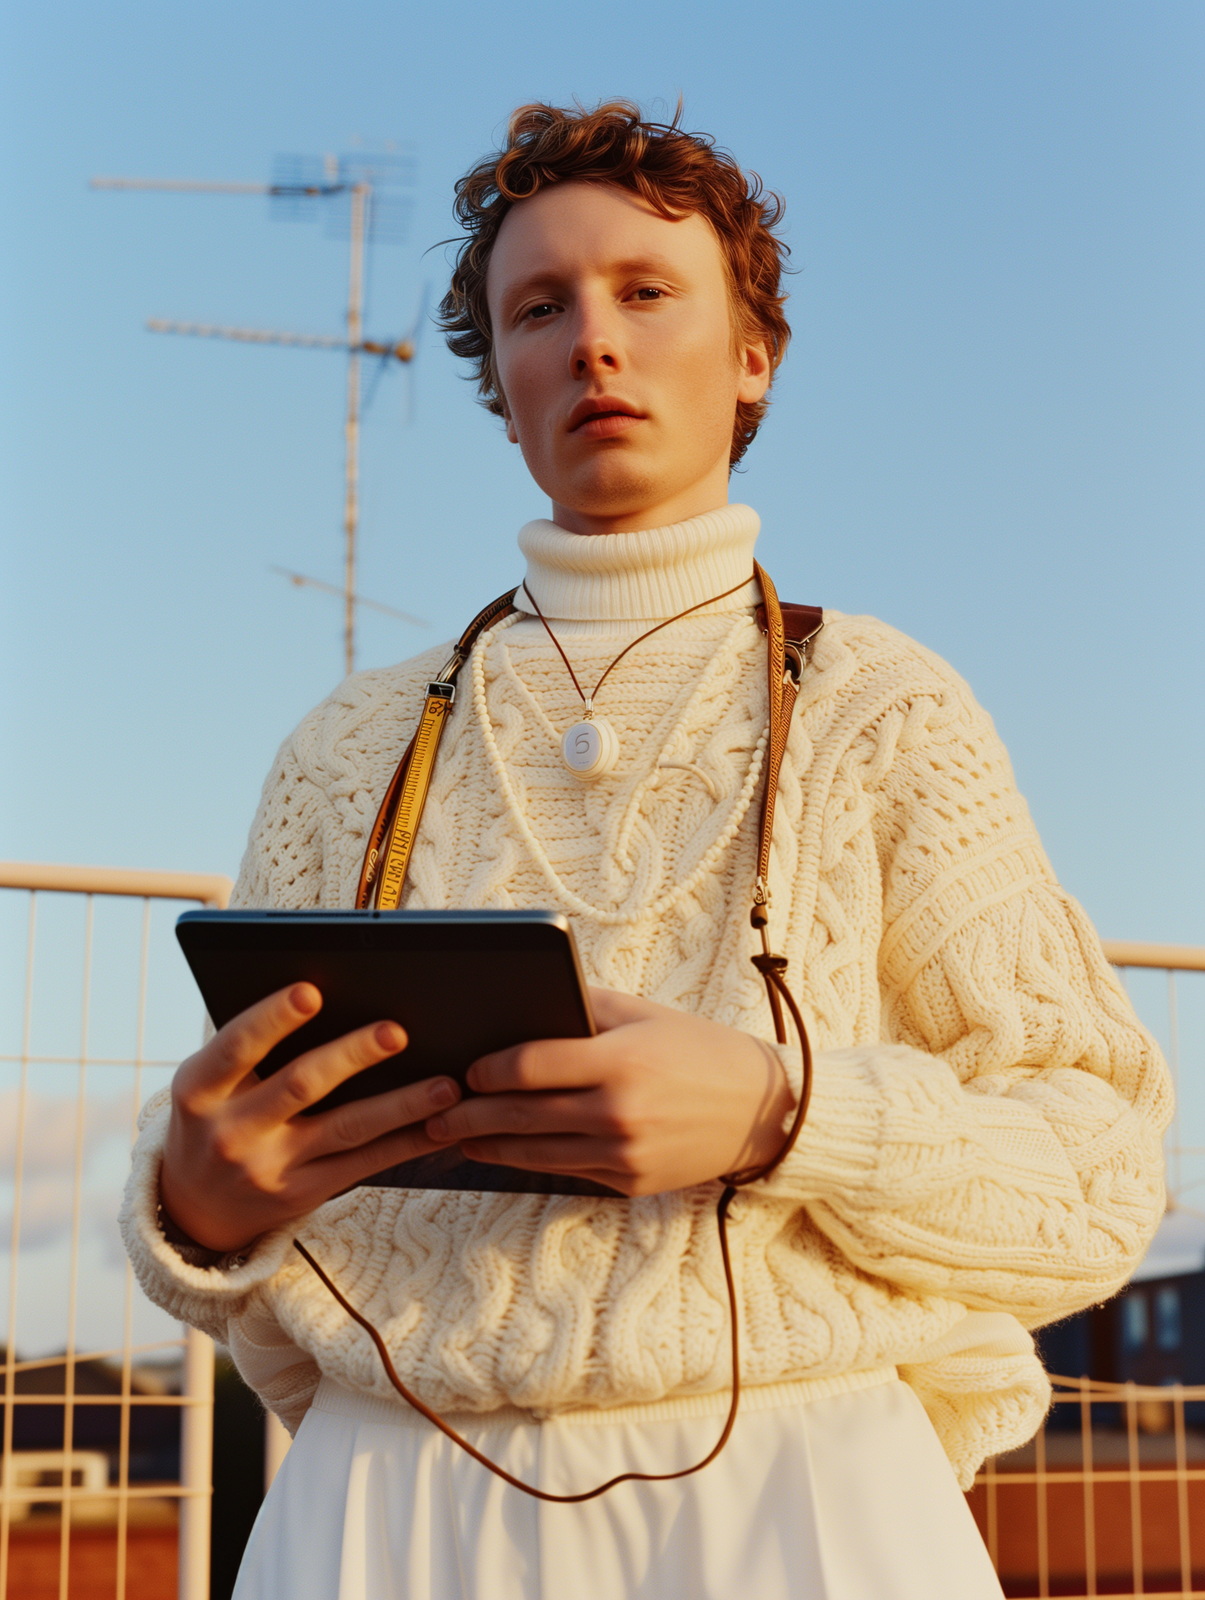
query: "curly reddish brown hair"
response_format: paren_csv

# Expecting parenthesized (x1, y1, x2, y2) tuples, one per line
(439, 101, 791, 467)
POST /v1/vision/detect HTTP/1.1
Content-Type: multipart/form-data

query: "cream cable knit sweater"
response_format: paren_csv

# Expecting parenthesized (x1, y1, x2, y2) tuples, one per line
(121, 504, 1170, 1489)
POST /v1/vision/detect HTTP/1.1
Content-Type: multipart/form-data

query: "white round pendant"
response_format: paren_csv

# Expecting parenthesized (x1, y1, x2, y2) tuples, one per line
(561, 716, 620, 780)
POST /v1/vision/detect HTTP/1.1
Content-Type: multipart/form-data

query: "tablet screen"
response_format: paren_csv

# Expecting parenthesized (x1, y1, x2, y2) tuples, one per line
(176, 909, 617, 1197)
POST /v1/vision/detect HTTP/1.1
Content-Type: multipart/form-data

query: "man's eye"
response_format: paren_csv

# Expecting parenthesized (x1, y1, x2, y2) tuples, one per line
(633, 288, 663, 301)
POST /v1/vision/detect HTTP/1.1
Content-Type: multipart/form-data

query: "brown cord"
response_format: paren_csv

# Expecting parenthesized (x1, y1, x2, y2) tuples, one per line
(521, 574, 754, 711)
(721, 954, 814, 1188)
(317, 565, 821, 1499)
(293, 1188, 743, 1504)
(292, 966, 811, 1501)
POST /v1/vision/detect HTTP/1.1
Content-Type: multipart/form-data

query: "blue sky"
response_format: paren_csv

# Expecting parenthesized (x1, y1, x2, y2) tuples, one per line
(2, 0, 1203, 1356)
(3, 0, 1202, 946)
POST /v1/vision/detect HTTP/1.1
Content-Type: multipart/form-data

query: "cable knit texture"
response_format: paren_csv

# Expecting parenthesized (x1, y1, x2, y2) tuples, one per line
(121, 504, 1170, 1489)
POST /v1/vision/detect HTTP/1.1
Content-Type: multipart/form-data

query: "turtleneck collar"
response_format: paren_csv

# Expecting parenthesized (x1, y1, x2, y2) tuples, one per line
(514, 504, 761, 622)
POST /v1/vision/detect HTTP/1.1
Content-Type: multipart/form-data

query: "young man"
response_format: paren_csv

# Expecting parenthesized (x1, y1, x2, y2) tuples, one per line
(123, 103, 1170, 1599)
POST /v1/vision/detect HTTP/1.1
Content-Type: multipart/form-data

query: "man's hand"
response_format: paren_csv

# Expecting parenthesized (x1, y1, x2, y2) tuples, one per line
(425, 988, 793, 1196)
(159, 983, 461, 1253)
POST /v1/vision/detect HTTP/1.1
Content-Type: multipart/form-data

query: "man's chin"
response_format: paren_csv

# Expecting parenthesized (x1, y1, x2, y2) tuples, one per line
(545, 465, 668, 526)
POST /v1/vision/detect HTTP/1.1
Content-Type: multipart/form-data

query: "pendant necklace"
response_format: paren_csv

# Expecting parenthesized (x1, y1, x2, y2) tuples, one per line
(521, 574, 754, 781)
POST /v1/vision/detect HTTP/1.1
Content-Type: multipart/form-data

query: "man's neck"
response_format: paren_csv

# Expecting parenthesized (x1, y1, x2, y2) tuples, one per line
(550, 473, 732, 537)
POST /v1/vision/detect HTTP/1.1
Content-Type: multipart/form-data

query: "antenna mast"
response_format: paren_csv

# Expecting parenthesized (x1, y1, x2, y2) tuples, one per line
(343, 183, 366, 678)
(93, 155, 418, 676)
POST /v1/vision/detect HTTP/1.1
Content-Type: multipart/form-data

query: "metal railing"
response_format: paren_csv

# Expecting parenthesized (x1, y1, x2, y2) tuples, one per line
(973, 940, 1205, 1599)
(1103, 942, 1205, 1210)
(974, 1377, 1205, 1599)
(0, 862, 230, 1600)
(0, 865, 1199, 1599)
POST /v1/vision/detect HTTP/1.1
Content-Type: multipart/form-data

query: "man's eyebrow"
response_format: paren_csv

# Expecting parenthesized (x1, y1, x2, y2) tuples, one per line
(496, 255, 685, 310)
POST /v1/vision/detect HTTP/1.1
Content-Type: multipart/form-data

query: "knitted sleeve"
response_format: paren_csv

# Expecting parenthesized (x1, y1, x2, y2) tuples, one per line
(120, 654, 442, 1337)
(763, 639, 1172, 1328)
(118, 727, 331, 1344)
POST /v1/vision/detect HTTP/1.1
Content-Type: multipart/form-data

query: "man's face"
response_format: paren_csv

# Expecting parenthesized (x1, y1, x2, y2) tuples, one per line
(486, 181, 770, 535)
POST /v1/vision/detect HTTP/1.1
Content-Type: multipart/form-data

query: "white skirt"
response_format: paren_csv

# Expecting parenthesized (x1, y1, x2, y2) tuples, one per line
(233, 1374, 1003, 1600)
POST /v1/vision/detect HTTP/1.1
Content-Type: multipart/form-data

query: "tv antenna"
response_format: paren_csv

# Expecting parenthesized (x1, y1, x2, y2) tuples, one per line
(92, 151, 427, 676)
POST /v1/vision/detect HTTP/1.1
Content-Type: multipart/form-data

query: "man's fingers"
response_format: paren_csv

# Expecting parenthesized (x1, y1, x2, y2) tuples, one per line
(468, 1038, 606, 1095)
(295, 1074, 461, 1161)
(298, 1121, 463, 1203)
(465, 991, 663, 1094)
(427, 1088, 618, 1147)
(180, 984, 324, 1101)
(457, 1133, 620, 1179)
(251, 1018, 410, 1124)
(586, 986, 662, 1032)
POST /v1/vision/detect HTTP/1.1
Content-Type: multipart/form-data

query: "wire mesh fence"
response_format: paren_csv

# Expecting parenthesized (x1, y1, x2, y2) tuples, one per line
(971, 1377, 1205, 1598)
(971, 945, 1205, 1599)
(0, 861, 1201, 1598)
(0, 865, 229, 1600)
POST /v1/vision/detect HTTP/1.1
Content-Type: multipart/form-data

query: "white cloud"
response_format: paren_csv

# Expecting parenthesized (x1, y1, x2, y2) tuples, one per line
(0, 1090, 134, 1250)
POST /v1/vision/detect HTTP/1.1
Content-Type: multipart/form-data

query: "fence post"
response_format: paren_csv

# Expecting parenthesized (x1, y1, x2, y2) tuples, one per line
(179, 1326, 215, 1600)
(264, 1411, 292, 1494)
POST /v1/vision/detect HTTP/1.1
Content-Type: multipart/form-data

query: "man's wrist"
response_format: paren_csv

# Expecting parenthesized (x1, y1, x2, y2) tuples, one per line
(156, 1191, 251, 1271)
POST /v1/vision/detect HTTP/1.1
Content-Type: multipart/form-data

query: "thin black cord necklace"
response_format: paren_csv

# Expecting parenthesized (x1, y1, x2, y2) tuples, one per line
(521, 574, 754, 779)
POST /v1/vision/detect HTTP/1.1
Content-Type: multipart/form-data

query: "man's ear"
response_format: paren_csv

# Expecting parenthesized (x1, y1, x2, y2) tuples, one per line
(498, 392, 520, 445)
(736, 338, 772, 407)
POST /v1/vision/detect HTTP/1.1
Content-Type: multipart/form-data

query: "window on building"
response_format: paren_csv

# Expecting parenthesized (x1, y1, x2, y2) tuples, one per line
(1123, 1292, 1149, 1351)
(1155, 1286, 1182, 1351)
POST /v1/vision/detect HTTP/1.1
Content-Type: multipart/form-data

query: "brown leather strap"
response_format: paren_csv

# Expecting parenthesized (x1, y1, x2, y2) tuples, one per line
(754, 600, 825, 655)
(718, 572, 822, 1190)
(751, 567, 823, 903)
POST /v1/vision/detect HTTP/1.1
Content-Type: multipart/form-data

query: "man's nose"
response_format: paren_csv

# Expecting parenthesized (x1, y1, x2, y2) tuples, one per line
(568, 300, 623, 379)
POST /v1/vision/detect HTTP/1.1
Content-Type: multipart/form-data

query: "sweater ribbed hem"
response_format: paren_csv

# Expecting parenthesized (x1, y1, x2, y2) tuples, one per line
(514, 505, 761, 621)
(310, 1365, 899, 1435)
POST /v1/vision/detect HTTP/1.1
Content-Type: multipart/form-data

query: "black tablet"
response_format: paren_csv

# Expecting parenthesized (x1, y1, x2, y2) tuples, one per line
(175, 909, 616, 1197)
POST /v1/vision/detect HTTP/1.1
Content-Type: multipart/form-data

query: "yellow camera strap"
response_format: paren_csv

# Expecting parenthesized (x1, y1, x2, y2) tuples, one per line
(371, 683, 453, 910)
(355, 587, 518, 911)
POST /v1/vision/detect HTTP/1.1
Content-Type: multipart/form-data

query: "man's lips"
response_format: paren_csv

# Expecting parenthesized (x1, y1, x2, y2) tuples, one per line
(567, 399, 645, 437)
